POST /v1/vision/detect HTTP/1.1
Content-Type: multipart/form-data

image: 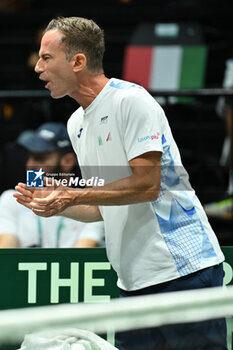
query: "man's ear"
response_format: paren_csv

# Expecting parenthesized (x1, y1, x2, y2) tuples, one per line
(60, 153, 76, 172)
(72, 53, 87, 72)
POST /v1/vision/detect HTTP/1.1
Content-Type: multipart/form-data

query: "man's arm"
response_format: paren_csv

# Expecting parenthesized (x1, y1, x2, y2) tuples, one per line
(59, 205, 103, 222)
(74, 221, 105, 247)
(74, 238, 99, 248)
(0, 190, 20, 247)
(0, 234, 19, 248)
(72, 151, 161, 205)
(14, 151, 161, 217)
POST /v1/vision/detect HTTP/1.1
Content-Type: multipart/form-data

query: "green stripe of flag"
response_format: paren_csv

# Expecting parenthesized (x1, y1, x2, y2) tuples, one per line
(179, 46, 207, 89)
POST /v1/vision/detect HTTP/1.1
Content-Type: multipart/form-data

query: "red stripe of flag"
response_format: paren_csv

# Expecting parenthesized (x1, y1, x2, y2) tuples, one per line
(123, 46, 153, 90)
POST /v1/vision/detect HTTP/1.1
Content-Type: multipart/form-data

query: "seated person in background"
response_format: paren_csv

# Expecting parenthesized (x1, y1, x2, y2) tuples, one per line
(0, 122, 105, 248)
(204, 58, 233, 219)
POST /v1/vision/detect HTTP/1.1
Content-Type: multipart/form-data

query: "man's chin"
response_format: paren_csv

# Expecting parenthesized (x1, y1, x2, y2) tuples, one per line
(50, 91, 67, 99)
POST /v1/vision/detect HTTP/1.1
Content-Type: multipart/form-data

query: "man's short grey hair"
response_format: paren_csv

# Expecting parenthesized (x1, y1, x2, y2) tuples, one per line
(45, 16, 105, 73)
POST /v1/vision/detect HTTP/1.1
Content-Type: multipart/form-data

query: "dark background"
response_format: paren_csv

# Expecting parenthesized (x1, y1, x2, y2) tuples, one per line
(0, 0, 232, 242)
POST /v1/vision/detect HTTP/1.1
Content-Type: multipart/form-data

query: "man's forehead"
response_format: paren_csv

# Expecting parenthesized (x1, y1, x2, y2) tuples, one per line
(29, 151, 59, 157)
(40, 30, 64, 52)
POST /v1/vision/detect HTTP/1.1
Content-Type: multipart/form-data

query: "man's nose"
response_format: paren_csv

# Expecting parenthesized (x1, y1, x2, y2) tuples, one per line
(26, 157, 38, 170)
(35, 58, 43, 73)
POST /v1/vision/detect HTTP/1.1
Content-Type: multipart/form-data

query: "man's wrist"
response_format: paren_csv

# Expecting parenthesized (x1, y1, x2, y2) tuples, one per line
(68, 188, 82, 206)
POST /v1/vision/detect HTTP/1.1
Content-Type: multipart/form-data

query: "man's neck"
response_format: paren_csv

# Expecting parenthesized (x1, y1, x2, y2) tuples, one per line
(70, 73, 110, 109)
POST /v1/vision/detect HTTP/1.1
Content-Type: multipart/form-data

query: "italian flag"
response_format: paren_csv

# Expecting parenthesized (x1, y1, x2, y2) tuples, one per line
(123, 45, 207, 91)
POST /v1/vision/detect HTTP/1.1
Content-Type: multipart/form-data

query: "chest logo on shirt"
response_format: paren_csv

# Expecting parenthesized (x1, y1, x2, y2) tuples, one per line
(106, 132, 111, 142)
(98, 132, 112, 146)
(77, 128, 83, 138)
(100, 116, 108, 124)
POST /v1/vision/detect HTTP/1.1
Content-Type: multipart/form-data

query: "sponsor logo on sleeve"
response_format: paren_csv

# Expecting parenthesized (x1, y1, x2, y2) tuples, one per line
(138, 132, 160, 143)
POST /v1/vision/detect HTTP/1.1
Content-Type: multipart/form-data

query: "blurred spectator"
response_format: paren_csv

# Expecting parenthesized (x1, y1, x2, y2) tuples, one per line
(0, 122, 105, 248)
(204, 58, 233, 219)
(26, 28, 46, 89)
(0, 0, 28, 12)
(27, 29, 43, 70)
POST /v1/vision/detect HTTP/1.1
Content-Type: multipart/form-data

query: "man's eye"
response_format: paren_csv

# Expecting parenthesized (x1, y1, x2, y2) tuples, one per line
(34, 156, 44, 162)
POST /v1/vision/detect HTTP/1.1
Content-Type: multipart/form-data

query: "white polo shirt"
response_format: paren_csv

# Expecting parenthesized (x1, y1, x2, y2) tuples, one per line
(0, 190, 105, 248)
(68, 78, 224, 291)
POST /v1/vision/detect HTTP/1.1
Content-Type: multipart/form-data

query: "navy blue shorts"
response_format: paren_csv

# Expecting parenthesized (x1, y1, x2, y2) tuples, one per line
(115, 264, 227, 350)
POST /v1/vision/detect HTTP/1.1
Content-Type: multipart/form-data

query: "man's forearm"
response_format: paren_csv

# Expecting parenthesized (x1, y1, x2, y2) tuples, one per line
(68, 153, 161, 206)
(59, 204, 103, 222)
(69, 173, 160, 206)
